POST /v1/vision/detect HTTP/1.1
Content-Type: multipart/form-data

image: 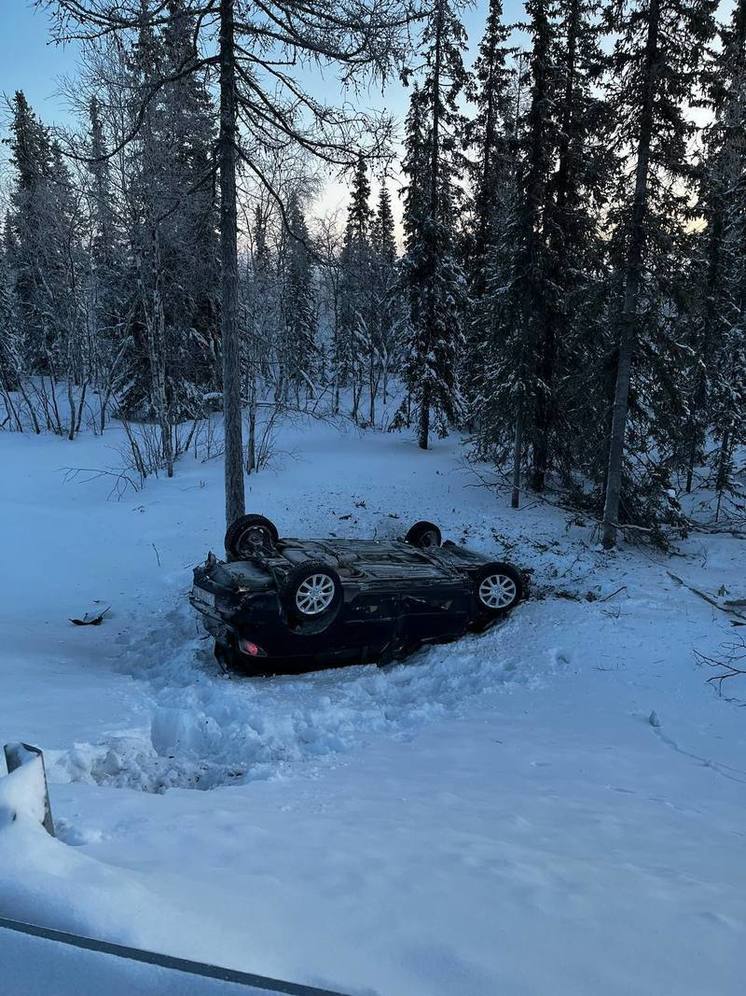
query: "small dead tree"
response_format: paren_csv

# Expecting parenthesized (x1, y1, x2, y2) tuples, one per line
(695, 637, 746, 696)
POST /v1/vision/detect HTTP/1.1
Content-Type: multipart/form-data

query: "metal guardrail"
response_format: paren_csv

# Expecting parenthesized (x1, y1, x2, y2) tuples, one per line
(3, 742, 55, 835)
(0, 915, 350, 995)
(1, 745, 350, 993)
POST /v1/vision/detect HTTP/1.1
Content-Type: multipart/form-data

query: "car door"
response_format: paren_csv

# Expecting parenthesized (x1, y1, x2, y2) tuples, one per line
(341, 585, 400, 657)
(399, 577, 471, 645)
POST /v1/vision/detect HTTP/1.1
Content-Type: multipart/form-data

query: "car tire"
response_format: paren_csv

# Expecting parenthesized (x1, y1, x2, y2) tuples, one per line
(281, 561, 343, 632)
(473, 562, 524, 617)
(224, 514, 279, 561)
(405, 520, 442, 549)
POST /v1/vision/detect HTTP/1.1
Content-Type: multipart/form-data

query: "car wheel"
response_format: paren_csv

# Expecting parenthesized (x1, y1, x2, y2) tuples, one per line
(474, 562, 524, 617)
(224, 514, 279, 560)
(405, 520, 442, 549)
(281, 561, 343, 632)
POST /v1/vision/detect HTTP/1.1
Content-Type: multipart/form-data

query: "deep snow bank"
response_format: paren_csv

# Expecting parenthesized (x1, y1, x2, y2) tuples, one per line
(49, 601, 550, 792)
(1, 928, 283, 996)
(2, 421, 745, 996)
(0, 759, 275, 972)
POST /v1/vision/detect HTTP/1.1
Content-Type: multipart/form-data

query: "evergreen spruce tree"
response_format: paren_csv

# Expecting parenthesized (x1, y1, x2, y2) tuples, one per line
(463, 0, 518, 439)
(685, 0, 746, 502)
(279, 194, 317, 402)
(369, 182, 401, 421)
(372, 184, 397, 265)
(467, 0, 515, 295)
(601, 0, 717, 547)
(0, 235, 22, 400)
(472, 0, 557, 504)
(396, 0, 470, 449)
(531, 0, 614, 491)
(119, 3, 219, 429)
(5, 92, 59, 366)
(338, 153, 374, 420)
(6, 90, 86, 438)
(0, 216, 39, 433)
(86, 93, 127, 429)
(87, 96, 116, 271)
(247, 204, 280, 390)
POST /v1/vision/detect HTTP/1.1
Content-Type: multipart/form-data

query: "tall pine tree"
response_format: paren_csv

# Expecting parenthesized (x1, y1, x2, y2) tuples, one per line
(338, 153, 374, 421)
(531, 0, 613, 491)
(601, 0, 717, 546)
(369, 182, 401, 421)
(685, 0, 746, 502)
(396, 0, 470, 449)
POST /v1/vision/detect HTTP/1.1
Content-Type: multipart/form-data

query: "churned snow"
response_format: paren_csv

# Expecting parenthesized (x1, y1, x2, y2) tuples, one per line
(0, 416, 744, 995)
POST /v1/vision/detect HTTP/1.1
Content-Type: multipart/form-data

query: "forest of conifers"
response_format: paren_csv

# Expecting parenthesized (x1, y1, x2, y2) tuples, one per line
(0, 0, 744, 548)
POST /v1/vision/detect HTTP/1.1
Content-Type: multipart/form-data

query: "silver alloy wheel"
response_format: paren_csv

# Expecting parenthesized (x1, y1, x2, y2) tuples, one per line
(295, 573, 336, 615)
(478, 573, 518, 610)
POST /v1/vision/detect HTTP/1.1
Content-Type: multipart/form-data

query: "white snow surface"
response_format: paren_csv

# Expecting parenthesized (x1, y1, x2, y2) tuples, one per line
(0, 418, 744, 995)
(1, 923, 294, 995)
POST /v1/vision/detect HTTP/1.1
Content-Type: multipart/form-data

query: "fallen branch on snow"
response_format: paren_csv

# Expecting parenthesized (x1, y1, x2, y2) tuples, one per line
(666, 572, 746, 623)
(599, 585, 627, 603)
(694, 638, 746, 695)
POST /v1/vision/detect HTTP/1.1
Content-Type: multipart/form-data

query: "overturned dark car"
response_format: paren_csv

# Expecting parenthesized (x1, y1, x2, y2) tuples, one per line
(190, 514, 526, 674)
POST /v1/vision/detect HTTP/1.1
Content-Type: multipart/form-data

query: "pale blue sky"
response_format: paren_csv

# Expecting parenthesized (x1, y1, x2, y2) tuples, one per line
(0, 1, 522, 221)
(0, 2, 77, 119)
(0, 2, 524, 126)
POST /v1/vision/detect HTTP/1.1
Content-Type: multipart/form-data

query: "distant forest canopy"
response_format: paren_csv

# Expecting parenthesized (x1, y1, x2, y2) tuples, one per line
(0, 0, 744, 548)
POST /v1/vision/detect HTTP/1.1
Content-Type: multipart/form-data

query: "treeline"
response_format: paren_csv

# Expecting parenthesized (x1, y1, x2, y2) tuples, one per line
(0, 9, 405, 455)
(1, 0, 744, 546)
(394, 0, 745, 545)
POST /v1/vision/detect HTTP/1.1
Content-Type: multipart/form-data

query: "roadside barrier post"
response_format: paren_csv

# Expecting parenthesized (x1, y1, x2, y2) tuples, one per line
(3, 742, 55, 837)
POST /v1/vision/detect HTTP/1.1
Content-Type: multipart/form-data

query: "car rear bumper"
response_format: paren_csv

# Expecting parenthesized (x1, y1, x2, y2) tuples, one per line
(218, 644, 377, 676)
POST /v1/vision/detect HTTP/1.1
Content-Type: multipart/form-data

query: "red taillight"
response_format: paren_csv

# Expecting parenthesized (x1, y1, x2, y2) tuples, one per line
(239, 638, 261, 657)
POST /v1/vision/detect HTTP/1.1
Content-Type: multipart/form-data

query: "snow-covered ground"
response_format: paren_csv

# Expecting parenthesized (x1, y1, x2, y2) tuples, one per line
(0, 417, 744, 995)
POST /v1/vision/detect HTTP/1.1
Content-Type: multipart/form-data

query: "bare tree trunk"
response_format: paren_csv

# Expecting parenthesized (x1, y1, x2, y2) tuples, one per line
(685, 203, 724, 493)
(417, 383, 431, 450)
(99, 338, 128, 435)
(418, 0, 445, 453)
(139, 238, 174, 477)
(16, 378, 40, 434)
(220, 0, 245, 528)
(152, 284, 174, 477)
(368, 354, 376, 426)
(66, 375, 77, 441)
(42, 362, 64, 436)
(511, 406, 523, 508)
(530, 333, 553, 490)
(0, 376, 23, 432)
(602, 0, 660, 549)
(247, 396, 257, 474)
(75, 380, 88, 436)
(351, 367, 362, 422)
(714, 428, 732, 522)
